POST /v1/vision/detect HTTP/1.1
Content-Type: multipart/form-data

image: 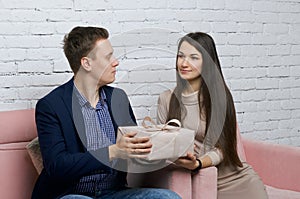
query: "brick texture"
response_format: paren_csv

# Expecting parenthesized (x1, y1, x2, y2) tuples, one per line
(0, 0, 299, 146)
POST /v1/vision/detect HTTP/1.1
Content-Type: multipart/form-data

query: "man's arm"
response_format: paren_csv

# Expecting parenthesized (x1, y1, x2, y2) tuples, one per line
(36, 98, 112, 181)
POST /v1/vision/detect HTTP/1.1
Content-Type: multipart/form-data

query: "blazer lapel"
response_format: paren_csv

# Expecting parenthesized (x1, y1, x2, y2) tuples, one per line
(62, 78, 87, 149)
(62, 78, 74, 118)
(103, 86, 119, 133)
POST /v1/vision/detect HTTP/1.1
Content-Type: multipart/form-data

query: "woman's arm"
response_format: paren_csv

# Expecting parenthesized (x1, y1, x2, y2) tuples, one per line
(175, 149, 222, 171)
(200, 147, 223, 167)
(156, 91, 170, 124)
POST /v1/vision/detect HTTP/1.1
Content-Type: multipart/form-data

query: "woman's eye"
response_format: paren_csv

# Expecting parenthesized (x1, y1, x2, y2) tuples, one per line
(191, 57, 199, 60)
(177, 54, 184, 58)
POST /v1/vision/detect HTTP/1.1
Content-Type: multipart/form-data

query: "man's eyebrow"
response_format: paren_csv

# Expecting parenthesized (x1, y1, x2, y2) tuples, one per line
(105, 51, 113, 58)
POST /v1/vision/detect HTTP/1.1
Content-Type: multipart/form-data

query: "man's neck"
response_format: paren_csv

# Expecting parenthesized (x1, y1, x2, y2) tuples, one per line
(74, 75, 101, 108)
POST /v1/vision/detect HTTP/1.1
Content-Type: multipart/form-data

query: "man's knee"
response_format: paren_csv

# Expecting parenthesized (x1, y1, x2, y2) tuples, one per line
(145, 188, 181, 199)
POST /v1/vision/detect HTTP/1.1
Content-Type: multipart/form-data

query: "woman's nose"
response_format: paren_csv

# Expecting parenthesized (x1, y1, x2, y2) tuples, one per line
(181, 57, 189, 67)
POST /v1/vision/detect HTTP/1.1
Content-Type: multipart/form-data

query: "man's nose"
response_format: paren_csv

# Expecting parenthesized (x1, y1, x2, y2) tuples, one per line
(112, 56, 119, 67)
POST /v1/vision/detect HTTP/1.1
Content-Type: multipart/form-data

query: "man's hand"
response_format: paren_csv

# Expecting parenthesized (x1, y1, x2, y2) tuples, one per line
(109, 132, 152, 160)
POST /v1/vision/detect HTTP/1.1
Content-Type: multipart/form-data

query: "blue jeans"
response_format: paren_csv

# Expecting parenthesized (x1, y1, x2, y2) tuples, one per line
(60, 187, 181, 199)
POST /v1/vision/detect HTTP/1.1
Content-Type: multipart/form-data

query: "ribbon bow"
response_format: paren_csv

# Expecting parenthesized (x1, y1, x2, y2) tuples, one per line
(141, 116, 181, 132)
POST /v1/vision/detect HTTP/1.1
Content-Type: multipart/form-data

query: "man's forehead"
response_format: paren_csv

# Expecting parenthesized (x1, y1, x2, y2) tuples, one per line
(88, 39, 113, 57)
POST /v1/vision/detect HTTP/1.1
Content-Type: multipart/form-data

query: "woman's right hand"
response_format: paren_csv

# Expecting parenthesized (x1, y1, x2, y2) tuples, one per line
(175, 152, 200, 170)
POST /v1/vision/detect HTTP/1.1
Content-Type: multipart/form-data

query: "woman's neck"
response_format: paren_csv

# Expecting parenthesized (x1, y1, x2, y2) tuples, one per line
(183, 78, 201, 94)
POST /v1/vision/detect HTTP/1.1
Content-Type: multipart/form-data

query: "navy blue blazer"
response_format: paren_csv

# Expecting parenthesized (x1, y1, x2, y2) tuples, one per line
(32, 78, 136, 199)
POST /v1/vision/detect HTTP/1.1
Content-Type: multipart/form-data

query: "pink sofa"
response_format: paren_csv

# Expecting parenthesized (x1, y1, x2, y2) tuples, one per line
(0, 109, 38, 199)
(1, 109, 300, 199)
(243, 138, 300, 198)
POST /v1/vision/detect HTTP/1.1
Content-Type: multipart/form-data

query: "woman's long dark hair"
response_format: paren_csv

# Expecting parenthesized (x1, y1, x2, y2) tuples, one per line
(167, 32, 242, 167)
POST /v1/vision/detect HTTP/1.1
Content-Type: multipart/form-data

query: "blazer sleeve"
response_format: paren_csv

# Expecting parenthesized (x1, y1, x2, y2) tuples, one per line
(36, 98, 112, 182)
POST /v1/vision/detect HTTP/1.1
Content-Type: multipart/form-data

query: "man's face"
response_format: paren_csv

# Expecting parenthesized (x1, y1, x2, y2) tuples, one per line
(87, 39, 119, 87)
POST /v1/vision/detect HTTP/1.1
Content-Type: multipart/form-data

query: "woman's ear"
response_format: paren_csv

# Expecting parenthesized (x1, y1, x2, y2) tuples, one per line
(80, 57, 92, 71)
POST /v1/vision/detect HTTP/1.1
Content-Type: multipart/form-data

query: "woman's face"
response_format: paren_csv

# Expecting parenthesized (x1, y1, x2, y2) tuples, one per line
(177, 41, 203, 83)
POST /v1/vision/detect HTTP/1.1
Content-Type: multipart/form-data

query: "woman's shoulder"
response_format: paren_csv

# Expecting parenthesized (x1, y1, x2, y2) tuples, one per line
(159, 88, 174, 103)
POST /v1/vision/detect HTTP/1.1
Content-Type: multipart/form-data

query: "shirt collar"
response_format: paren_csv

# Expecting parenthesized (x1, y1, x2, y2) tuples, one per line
(100, 88, 107, 102)
(73, 83, 106, 108)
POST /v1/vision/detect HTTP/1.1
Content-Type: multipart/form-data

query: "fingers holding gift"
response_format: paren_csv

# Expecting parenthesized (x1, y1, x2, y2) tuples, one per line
(120, 141, 151, 159)
(116, 132, 152, 157)
(127, 141, 152, 154)
(123, 131, 150, 144)
(130, 136, 150, 144)
(175, 152, 198, 170)
(186, 152, 196, 161)
(123, 131, 138, 138)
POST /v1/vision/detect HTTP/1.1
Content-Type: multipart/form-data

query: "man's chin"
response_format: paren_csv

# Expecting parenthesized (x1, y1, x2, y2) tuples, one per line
(107, 78, 115, 85)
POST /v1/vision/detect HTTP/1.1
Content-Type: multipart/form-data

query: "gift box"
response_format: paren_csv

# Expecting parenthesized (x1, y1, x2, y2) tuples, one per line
(117, 117, 195, 161)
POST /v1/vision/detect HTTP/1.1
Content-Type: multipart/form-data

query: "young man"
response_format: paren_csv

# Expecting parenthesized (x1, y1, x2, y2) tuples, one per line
(32, 26, 180, 199)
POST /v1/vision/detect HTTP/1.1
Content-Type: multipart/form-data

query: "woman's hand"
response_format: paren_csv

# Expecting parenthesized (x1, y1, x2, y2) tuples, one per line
(109, 131, 152, 160)
(175, 152, 199, 170)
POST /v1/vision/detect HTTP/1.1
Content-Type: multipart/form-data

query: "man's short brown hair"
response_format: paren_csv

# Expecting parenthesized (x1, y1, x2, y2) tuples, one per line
(63, 26, 109, 74)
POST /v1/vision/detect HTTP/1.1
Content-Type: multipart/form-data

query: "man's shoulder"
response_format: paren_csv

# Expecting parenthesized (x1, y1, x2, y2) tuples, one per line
(103, 85, 124, 92)
(38, 78, 73, 103)
(103, 85, 127, 97)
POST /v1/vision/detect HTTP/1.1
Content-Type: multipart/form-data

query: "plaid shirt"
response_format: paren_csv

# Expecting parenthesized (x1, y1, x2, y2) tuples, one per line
(73, 85, 122, 196)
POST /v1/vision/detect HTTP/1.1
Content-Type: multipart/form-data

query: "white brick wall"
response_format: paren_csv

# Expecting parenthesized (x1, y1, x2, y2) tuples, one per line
(0, 0, 299, 146)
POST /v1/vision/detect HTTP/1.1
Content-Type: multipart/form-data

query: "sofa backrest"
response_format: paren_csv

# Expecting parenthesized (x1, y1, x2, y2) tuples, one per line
(0, 109, 37, 145)
(236, 124, 247, 162)
(0, 109, 38, 199)
(243, 138, 300, 192)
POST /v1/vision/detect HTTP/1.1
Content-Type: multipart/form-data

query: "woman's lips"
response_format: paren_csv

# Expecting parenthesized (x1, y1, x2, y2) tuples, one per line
(180, 69, 192, 74)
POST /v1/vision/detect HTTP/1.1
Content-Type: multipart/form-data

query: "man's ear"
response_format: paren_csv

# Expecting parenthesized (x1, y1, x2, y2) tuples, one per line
(80, 57, 92, 71)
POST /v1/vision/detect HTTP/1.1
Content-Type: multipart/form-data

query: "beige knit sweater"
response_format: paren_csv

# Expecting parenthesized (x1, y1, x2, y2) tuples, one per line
(157, 89, 223, 165)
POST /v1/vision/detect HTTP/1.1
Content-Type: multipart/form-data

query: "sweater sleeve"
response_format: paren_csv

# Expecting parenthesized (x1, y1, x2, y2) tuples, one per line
(156, 90, 172, 124)
(201, 147, 224, 166)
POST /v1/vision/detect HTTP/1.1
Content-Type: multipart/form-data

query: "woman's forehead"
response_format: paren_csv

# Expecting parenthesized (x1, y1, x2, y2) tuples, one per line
(179, 41, 200, 55)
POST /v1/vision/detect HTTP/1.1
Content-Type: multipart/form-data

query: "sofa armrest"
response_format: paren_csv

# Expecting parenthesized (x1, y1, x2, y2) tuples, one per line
(127, 165, 218, 199)
(192, 166, 218, 199)
(127, 166, 192, 199)
(243, 138, 300, 192)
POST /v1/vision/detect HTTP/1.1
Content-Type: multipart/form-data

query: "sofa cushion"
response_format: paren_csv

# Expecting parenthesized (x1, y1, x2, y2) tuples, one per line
(0, 146, 38, 199)
(26, 137, 43, 174)
(266, 185, 300, 199)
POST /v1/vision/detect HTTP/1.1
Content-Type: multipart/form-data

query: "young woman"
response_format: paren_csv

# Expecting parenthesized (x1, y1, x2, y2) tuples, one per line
(157, 32, 268, 199)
